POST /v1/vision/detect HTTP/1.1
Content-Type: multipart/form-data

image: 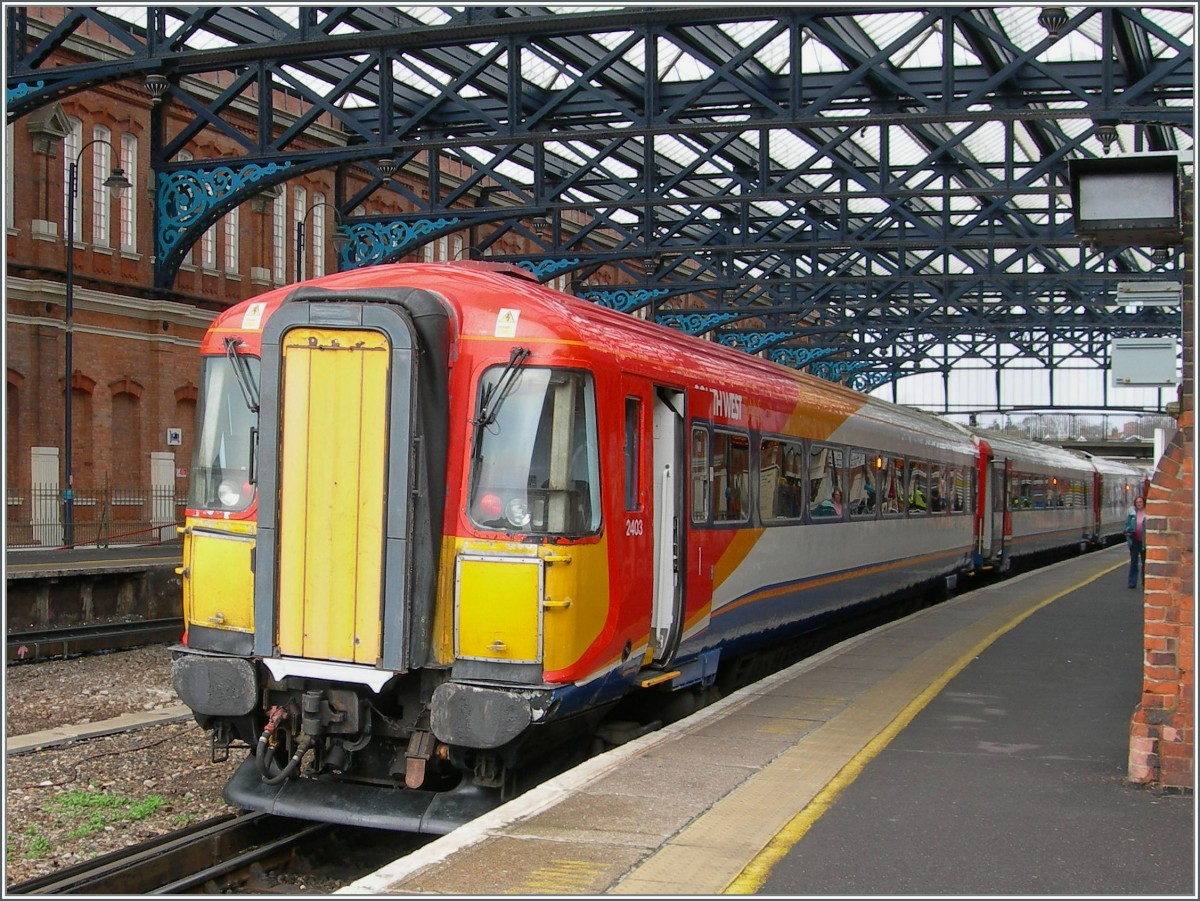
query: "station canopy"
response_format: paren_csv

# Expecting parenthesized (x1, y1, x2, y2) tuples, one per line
(5, 5, 1194, 410)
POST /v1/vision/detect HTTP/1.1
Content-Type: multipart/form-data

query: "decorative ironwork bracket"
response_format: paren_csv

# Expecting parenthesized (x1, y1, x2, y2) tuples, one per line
(580, 287, 669, 314)
(518, 258, 581, 279)
(342, 216, 462, 267)
(156, 161, 294, 263)
(716, 330, 792, 354)
(656, 311, 742, 335)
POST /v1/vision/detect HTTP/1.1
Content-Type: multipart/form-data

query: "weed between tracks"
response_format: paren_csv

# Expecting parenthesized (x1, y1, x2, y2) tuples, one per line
(52, 789, 166, 838)
(8, 788, 167, 860)
(4, 721, 240, 885)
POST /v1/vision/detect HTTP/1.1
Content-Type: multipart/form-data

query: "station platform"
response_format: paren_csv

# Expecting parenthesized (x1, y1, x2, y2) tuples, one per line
(342, 545, 1195, 896)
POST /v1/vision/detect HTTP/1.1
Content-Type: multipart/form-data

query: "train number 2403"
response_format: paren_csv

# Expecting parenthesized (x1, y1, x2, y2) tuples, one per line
(625, 518, 645, 537)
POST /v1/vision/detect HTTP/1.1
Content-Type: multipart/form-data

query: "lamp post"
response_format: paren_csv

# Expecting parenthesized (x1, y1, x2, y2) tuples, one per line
(295, 200, 350, 279)
(63, 140, 130, 547)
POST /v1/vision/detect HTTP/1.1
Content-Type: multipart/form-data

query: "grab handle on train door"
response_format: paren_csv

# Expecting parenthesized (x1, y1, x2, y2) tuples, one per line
(248, 426, 259, 485)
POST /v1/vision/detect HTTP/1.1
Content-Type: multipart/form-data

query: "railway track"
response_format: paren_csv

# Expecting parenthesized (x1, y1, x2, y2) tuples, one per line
(6, 812, 329, 894)
(6, 618, 183, 663)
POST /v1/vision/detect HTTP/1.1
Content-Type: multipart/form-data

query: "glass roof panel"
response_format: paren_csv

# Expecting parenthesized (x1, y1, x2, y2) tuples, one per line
(41, 4, 1189, 386)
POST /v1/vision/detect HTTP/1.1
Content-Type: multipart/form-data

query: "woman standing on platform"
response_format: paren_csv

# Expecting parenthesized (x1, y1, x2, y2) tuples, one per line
(1124, 495, 1147, 589)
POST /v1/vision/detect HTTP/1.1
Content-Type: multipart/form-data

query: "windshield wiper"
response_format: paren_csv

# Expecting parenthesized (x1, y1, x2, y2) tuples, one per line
(470, 346, 530, 482)
(475, 346, 530, 429)
(224, 337, 260, 414)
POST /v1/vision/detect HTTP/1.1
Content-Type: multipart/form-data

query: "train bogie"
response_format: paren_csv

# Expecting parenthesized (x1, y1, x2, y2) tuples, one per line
(169, 261, 1145, 833)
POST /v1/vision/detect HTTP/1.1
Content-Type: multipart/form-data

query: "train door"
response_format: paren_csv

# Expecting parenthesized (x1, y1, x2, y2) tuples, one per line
(651, 388, 686, 664)
(255, 301, 421, 674)
(273, 327, 390, 665)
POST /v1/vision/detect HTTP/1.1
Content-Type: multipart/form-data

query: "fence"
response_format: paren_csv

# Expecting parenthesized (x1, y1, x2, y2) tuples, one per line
(6, 484, 183, 549)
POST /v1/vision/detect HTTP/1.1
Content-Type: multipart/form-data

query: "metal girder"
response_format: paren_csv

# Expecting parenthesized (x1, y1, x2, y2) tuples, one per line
(5, 5, 1192, 398)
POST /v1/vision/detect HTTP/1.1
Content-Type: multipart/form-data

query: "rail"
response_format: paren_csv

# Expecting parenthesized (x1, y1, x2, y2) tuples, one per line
(7, 618, 185, 663)
(6, 812, 328, 894)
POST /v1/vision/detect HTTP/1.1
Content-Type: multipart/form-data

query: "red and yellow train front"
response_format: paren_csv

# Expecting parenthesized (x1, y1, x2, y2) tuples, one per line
(428, 330, 633, 753)
(172, 271, 630, 829)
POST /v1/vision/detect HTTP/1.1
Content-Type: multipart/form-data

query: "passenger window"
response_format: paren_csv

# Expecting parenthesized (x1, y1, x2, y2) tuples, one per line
(624, 398, 641, 512)
(1014, 478, 1032, 509)
(1068, 479, 1085, 507)
(908, 460, 928, 514)
(760, 438, 803, 521)
(1031, 476, 1047, 509)
(952, 467, 969, 513)
(713, 430, 750, 523)
(690, 426, 710, 523)
(880, 455, 907, 515)
(928, 462, 946, 513)
(847, 449, 877, 518)
(808, 444, 844, 519)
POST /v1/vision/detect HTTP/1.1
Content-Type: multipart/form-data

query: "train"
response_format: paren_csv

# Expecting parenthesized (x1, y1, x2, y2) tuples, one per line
(170, 261, 1144, 833)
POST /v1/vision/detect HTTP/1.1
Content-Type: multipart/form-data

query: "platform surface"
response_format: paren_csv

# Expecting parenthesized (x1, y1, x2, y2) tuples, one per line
(340, 545, 1195, 896)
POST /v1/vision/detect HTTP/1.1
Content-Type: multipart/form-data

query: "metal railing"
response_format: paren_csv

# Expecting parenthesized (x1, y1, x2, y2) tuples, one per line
(6, 484, 183, 549)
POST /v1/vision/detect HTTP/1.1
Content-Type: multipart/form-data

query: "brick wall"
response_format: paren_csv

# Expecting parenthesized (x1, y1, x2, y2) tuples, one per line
(5, 65, 635, 517)
(1128, 185, 1194, 791)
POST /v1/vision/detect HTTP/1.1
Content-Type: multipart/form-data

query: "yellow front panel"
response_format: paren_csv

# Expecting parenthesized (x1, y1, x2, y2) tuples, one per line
(539, 539, 609, 673)
(456, 556, 541, 662)
(182, 518, 255, 633)
(438, 538, 613, 674)
(277, 327, 389, 664)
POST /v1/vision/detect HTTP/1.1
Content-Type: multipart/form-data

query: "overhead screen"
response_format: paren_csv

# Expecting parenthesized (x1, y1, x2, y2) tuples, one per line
(1069, 155, 1183, 243)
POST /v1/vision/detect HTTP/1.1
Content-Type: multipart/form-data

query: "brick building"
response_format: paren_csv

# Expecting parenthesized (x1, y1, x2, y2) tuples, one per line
(3, 12, 604, 548)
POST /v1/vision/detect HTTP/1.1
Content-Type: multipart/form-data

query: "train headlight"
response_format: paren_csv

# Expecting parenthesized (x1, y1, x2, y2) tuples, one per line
(504, 498, 531, 528)
(217, 480, 244, 507)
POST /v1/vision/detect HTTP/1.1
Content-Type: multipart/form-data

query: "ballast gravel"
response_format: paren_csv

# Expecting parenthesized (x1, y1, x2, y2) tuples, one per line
(3, 646, 242, 887)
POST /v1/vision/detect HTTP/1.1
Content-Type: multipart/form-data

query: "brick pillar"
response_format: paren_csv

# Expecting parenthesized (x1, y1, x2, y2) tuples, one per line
(1128, 182, 1194, 791)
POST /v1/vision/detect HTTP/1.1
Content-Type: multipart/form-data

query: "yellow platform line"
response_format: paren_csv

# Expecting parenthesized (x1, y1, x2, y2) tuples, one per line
(724, 558, 1125, 894)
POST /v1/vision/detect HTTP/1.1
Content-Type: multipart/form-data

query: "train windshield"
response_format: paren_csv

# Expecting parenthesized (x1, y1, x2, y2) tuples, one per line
(469, 367, 601, 535)
(188, 353, 260, 513)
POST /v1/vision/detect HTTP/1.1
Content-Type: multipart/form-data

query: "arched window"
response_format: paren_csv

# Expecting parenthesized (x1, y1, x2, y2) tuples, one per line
(201, 218, 217, 269)
(272, 190, 286, 283)
(312, 191, 327, 277)
(119, 132, 137, 251)
(92, 125, 112, 247)
(224, 207, 239, 273)
(63, 117, 82, 239)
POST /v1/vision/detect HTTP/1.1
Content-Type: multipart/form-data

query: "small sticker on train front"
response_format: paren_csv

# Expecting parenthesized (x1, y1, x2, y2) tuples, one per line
(241, 302, 267, 331)
(495, 308, 520, 337)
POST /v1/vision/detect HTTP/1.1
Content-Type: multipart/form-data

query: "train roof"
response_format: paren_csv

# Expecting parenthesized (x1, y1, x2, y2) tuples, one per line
(965, 426, 1147, 477)
(208, 264, 977, 445)
(1077, 452, 1151, 478)
(202, 264, 1119, 464)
